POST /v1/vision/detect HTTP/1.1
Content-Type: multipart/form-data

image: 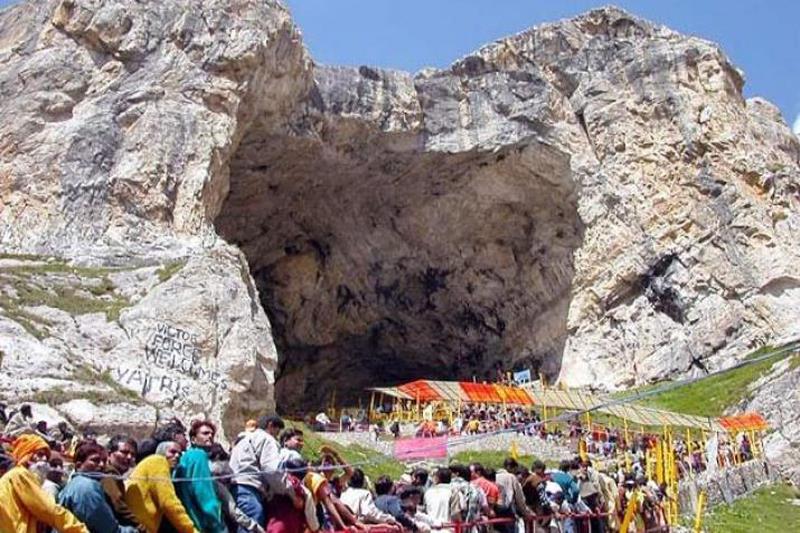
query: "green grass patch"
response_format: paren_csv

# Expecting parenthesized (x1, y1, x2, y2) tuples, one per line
(86, 277, 116, 296)
(0, 305, 51, 339)
(624, 345, 798, 418)
(700, 483, 800, 532)
(12, 282, 129, 321)
(3, 260, 128, 278)
(289, 423, 406, 480)
(28, 364, 147, 407)
(0, 288, 54, 339)
(0, 258, 132, 326)
(156, 260, 187, 283)
(26, 388, 122, 406)
(448, 449, 538, 470)
(0, 252, 45, 261)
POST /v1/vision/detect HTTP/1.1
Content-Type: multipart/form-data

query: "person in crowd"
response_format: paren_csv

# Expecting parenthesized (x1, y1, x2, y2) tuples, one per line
(4, 404, 37, 437)
(42, 455, 66, 500)
(521, 461, 556, 530)
(316, 452, 365, 528)
(0, 455, 15, 478)
(278, 428, 305, 469)
(576, 458, 606, 533)
(230, 415, 291, 530)
(495, 459, 533, 531)
(374, 475, 419, 531)
(449, 463, 487, 525)
(340, 468, 399, 527)
(551, 459, 580, 505)
(152, 419, 189, 451)
(340, 412, 352, 432)
(314, 412, 332, 431)
(595, 465, 620, 531)
(423, 467, 460, 524)
(125, 440, 196, 533)
(172, 420, 226, 532)
(411, 468, 429, 495)
(388, 420, 400, 440)
(319, 446, 354, 496)
(265, 457, 312, 533)
(550, 460, 581, 533)
(207, 444, 265, 533)
(400, 486, 438, 532)
(304, 458, 350, 531)
(101, 435, 143, 530)
(0, 434, 89, 532)
(58, 441, 136, 532)
(469, 463, 500, 509)
(135, 439, 158, 464)
(371, 421, 384, 442)
(48, 421, 74, 449)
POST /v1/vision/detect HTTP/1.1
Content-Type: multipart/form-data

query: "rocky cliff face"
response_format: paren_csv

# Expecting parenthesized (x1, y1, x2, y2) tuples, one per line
(220, 6, 800, 410)
(0, 0, 311, 437)
(1, 1, 798, 441)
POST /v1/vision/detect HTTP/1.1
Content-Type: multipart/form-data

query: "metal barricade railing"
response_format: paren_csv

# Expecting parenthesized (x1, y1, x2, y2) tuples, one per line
(433, 511, 615, 533)
(329, 508, 673, 533)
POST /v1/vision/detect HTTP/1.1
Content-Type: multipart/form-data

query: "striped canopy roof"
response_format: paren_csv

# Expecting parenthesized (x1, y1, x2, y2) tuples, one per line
(718, 412, 769, 431)
(371, 379, 535, 405)
(369, 380, 768, 433)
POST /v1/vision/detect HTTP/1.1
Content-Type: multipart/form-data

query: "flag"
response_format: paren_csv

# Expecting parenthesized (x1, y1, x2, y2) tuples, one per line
(510, 439, 519, 460)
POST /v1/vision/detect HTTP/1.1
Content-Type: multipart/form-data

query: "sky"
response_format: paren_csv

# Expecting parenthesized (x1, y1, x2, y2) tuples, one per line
(1, 0, 797, 131)
(285, 0, 799, 131)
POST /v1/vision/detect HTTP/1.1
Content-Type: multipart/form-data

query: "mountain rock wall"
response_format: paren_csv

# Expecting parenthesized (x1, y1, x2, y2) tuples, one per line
(0, 1, 799, 441)
(0, 0, 311, 437)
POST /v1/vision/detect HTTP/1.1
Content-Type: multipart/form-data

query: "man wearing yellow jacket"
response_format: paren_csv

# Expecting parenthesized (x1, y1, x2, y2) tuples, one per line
(0, 434, 88, 533)
(124, 440, 198, 533)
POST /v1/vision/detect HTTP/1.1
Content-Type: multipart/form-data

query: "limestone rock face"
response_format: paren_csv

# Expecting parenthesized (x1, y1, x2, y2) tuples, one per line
(739, 356, 800, 484)
(218, 7, 800, 410)
(0, 0, 309, 438)
(0, 0, 309, 249)
(1, 1, 799, 451)
(0, 245, 276, 438)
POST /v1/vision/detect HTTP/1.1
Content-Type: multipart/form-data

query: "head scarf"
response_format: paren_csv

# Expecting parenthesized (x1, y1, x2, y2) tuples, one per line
(155, 441, 177, 457)
(11, 434, 49, 465)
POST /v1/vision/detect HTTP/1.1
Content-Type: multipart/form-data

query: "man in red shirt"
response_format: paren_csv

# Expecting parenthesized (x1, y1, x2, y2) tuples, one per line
(469, 463, 500, 507)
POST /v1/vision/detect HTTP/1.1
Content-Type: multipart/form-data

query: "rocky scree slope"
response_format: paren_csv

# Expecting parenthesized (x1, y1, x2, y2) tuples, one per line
(0, 1, 798, 449)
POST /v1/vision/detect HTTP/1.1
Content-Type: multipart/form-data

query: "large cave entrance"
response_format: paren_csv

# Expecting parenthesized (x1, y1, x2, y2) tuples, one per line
(215, 119, 583, 413)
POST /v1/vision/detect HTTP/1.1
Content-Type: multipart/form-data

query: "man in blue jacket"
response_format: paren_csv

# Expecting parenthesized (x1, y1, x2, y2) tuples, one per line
(59, 441, 137, 533)
(173, 420, 226, 532)
(549, 459, 581, 533)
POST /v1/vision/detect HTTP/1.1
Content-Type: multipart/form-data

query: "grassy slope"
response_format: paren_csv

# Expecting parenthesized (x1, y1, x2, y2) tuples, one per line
(637, 346, 800, 530)
(700, 483, 800, 532)
(634, 346, 798, 417)
(289, 423, 406, 480)
(449, 449, 538, 469)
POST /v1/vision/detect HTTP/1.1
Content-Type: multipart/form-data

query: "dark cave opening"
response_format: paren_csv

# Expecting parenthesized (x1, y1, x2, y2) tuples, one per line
(215, 124, 584, 412)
